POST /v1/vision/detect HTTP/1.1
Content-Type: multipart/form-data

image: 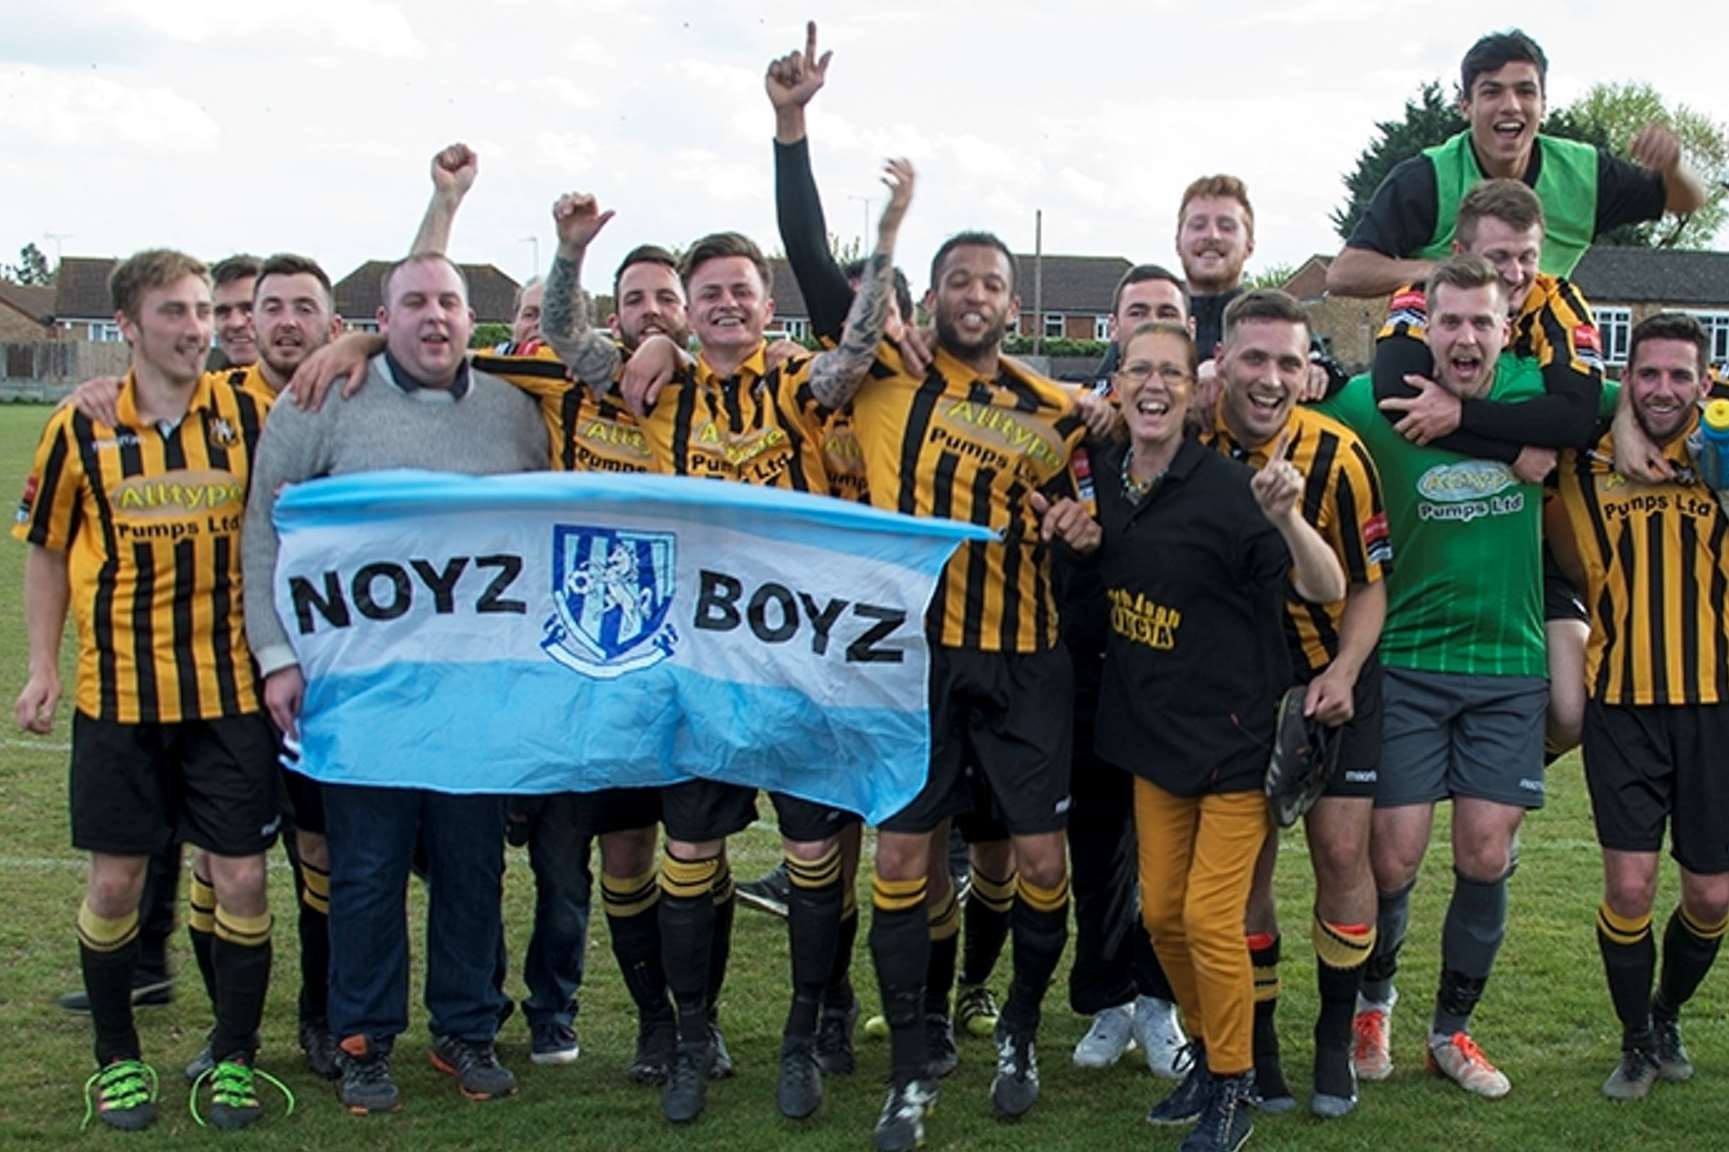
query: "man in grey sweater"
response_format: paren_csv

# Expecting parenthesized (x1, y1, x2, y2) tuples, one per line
(243, 252, 547, 1115)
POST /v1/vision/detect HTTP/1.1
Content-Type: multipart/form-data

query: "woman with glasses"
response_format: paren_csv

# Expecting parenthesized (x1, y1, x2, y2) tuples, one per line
(1054, 320, 1344, 1152)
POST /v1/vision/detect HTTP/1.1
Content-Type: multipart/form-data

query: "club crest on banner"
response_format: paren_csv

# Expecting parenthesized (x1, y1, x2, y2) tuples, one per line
(542, 524, 679, 679)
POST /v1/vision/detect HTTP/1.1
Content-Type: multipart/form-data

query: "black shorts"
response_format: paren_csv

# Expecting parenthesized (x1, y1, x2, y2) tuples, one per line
(661, 780, 855, 845)
(281, 766, 326, 836)
(952, 762, 1010, 845)
(510, 787, 663, 838)
(881, 646, 1073, 837)
(1313, 655, 1382, 800)
(1583, 699, 1729, 875)
(71, 712, 281, 858)
(1543, 549, 1589, 624)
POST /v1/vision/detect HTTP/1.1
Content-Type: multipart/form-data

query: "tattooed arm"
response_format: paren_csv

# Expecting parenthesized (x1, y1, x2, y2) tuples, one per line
(808, 159, 915, 410)
(540, 192, 623, 391)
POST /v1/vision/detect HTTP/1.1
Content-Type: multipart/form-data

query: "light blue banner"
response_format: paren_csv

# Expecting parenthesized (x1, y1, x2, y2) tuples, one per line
(274, 470, 992, 823)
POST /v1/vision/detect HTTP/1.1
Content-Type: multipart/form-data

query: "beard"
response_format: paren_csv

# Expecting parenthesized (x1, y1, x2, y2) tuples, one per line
(935, 306, 1009, 358)
(1635, 403, 1691, 447)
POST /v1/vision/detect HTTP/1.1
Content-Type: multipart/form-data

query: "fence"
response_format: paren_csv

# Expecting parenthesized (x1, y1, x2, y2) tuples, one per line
(0, 341, 131, 402)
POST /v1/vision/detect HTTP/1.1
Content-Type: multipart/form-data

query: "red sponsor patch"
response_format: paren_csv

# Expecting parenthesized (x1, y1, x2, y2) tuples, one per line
(14, 474, 38, 526)
(1362, 510, 1389, 545)
(1573, 324, 1600, 353)
(1071, 447, 1092, 481)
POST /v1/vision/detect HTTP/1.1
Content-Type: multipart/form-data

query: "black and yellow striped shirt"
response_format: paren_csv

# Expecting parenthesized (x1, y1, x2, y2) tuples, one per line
(849, 347, 1089, 653)
(1200, 405, 1391, 676)
(13, 371, 271, 722)
(641, 343, 831, 492)
(471, 343, 653, 474)
(1555, 419, 1729, 706)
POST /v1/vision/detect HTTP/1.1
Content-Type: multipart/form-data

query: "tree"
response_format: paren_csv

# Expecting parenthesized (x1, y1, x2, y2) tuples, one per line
(1562, 81, 1728, 248)
(4, 242, 52, 285)
(1330, 82, 1465, 243)
(1245, 262, 1297, 291)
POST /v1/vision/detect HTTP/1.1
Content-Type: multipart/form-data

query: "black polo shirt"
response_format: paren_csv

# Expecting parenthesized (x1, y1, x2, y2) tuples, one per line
(1091, 436, 1293, 796)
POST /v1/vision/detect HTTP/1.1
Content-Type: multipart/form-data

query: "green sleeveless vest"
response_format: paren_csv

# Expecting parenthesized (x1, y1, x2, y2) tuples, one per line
(1418, 130, 1599, 277)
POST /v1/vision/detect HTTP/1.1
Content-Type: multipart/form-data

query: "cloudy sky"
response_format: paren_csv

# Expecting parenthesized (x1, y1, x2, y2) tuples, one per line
(3, 0, 1724, 302)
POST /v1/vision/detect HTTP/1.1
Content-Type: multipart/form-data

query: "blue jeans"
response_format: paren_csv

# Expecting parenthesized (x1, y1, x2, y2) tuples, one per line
(324, 783, 510, 1044)
(512, 794, 594, 1029)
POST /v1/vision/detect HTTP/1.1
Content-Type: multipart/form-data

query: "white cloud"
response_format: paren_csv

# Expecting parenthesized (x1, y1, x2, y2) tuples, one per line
(536, 130, 598, 173)
(0, 65, 219, 153)
(98, 0, 426, 58)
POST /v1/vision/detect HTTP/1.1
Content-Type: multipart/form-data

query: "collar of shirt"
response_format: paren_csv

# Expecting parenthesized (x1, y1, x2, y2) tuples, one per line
(1202, 405, 1292, 469)
(116, 368, 217, 432)
(1516, 273, 1558, 326)
(695, 342, 768, 388)
(383, 347, 471, 399)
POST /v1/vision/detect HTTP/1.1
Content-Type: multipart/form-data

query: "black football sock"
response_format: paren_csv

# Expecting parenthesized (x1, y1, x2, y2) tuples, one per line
(871, 875, 930, 1084)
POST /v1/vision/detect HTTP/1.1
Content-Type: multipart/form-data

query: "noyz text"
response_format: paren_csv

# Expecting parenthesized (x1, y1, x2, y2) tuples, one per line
(693, 570, 907, 663)
(290, 554, 525, 634)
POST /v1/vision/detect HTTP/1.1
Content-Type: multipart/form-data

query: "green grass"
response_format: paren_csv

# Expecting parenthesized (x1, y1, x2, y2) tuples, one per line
(1, 400, 1727, 1149)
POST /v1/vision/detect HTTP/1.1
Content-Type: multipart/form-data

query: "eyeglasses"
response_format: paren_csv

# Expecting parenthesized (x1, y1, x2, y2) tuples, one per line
(1116, 362, 1193, 386)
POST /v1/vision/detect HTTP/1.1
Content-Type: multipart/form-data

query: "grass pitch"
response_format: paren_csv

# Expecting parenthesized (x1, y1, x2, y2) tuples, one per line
(1, 402, 1726, 1149)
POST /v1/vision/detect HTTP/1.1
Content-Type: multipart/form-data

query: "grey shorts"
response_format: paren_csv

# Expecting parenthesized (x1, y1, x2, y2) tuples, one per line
(1376, 668, 1547, 809)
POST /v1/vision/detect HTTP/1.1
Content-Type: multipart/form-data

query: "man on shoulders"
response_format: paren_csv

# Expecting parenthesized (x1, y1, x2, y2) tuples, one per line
(1328, 29, 1704, 298)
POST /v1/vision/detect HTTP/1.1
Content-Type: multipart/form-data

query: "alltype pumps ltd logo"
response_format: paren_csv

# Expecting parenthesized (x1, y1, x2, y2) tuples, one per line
(542, 525, 679, 679)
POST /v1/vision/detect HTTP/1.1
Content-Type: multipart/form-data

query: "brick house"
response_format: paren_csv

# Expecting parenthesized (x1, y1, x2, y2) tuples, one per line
(0, 282, 57, 342)
(1568, 247, 1729, 373)
(334, 261, 523, 332)
(47, 256, 123, 342)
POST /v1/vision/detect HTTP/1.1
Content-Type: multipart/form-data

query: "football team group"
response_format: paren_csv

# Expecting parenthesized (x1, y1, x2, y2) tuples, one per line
(13, 22, 1729, 1152)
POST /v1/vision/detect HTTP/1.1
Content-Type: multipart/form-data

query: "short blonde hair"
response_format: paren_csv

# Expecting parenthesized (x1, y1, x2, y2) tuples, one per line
(109, 249, 210, 321)
(1178, 175, 1255, 242)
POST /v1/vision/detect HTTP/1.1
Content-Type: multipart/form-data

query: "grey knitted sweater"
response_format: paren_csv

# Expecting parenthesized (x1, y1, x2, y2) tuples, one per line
(243, 353, 549, 675)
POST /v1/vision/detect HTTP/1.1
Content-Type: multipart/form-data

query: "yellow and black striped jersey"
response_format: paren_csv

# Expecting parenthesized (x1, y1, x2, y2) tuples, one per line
(12, 372, 271, 723)
(471, 343, 652, 474)
(642, 342, 832, 492)
(221, 363, 277, 404)
(1380, 273, 1604, 379)
(1200, 404, 1391, 676)
(1554, 420, 1729, 706)
(821, 408, 870, 503)
(848, 346, 1089, 653)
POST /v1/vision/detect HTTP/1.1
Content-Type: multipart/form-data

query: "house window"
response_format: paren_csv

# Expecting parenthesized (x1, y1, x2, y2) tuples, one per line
(1043, 312, 1065, 340)
(1687, 311, 1729, 369)
(89, 322, 122, 343)
(1093, 315, 1111, 341)
(1007, 313, 1021, 336)
(1597, 307, 1632, 365)
(778, 317, 810, 340)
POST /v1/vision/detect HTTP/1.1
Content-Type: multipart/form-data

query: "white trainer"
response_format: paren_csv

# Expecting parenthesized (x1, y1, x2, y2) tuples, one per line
(1073, 1004, 1135, 1069)
(1132, 995, 1189, 1080)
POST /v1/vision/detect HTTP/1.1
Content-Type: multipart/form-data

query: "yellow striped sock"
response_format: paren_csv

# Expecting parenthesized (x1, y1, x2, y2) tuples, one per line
(1679, 904, 1728, 942)
(604, 867, 661, 918)
(189, 872, 217, 934)
(1312, 911, 1375, 971)
(77, 902, 139, 953)
(214, 907, 273, 948)
(712, 857, 735, 905)
(1598, 902, 1653, 946)
(787, 846, 843, 890)
(1016, 874, 1069, 914)
(300, 860, 330, 916)
(972, 869, 1016, 913)
(873, 875, 927, 913)
(928, 887, 960, 941)
(661, 855, 719, 901)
